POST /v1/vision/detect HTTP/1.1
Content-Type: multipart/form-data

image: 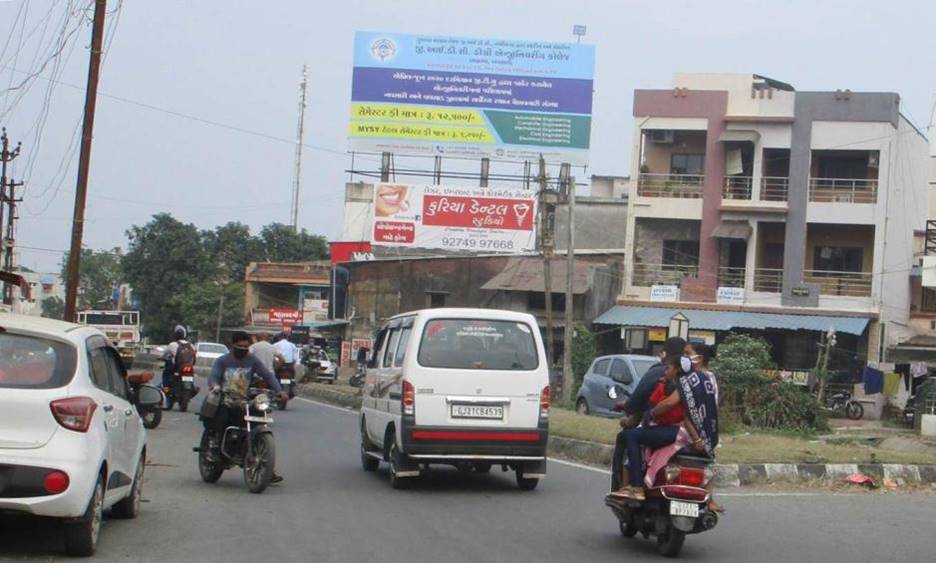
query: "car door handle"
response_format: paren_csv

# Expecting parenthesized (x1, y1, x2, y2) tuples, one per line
(124, 409, 134, 417)
(102, 404, 114, 413)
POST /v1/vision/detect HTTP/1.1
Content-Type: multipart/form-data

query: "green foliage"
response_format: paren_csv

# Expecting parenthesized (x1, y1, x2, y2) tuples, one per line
(712, 333, 827, 432)
(169, 282, 244, 338)
(203, 222, 261, 283)
(40, 296, 65, 320)
(258, 223, 329, 263)
(570, 324, 595, 397)
(60, 247, 123, 309)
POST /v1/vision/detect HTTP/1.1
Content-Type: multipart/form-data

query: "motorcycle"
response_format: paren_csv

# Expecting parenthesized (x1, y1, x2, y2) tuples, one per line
(824, 389, 864, 420)
(126, 371, 165, 429)
(349, 363, 366, 388)
(605, 452, 719, 557)
(274, 365, 295, 410)
(164, 364, 199, 412)
(194, 387, 277, 494)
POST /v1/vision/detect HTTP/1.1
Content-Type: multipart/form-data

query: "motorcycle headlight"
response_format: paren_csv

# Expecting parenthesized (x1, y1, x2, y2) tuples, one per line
(253, 394, 271, 412)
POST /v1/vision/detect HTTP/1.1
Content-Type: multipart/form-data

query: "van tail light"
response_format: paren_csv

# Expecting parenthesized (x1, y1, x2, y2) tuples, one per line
(182, 365, 194, 375)
(402, 380, 415, 416)
(50, 397, 98, 433)
(540, 385, 551, 419)
(44, 471, 70, 494)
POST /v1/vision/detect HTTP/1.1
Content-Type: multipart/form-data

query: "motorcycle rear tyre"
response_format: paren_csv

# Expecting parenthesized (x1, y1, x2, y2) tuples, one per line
(619, 520, 638, 538)
(179, 389, 190, 412)
(198, 432, 224, 483)
(657, 526, 686, 557)
(846, 401, 864, 420)
(245, 433, 276, 494)
(142, 408, 162, 429)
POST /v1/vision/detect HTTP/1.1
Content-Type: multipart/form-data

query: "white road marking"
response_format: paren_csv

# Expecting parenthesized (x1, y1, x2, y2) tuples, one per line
(295, 396, 358, 415)
(550, 457, 611, 475)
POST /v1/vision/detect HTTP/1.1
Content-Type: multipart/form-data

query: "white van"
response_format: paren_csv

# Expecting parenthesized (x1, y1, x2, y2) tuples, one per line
(359, 308, 550, 490)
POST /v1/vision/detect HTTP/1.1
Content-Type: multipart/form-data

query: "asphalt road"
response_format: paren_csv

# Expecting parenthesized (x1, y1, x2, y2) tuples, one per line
(2, 396, 934, 562)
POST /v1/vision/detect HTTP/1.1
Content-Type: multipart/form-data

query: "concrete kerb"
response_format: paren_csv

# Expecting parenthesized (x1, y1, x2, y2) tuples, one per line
(294, 383, 936, 487)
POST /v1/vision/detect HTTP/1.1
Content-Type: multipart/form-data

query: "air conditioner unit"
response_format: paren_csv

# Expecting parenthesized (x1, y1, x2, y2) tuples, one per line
(649, 130, 675, 144)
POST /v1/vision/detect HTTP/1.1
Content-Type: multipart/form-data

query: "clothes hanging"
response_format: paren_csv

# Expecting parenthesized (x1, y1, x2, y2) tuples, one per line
(863, 366, 884, 395)
(911, 362, 928, 378)
(895, 363, 911, 392)
(883, 372, 900, 396)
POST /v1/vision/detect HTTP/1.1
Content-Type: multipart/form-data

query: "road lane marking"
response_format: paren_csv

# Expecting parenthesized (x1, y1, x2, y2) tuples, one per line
(551, 457, 611, 475)
(295, 396, 358, 415)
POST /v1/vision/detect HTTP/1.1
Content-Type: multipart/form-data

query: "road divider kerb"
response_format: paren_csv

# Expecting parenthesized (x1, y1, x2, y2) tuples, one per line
(290, 382, 936, 488)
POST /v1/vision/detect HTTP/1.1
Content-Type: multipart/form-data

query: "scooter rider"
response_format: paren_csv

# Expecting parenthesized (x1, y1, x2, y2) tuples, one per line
(273, 332, 299, 396)
(206, 331, 288, 483)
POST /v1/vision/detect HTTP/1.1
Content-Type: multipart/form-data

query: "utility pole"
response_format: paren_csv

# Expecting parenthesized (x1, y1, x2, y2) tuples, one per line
(0, 128, 22, 269)
(290, 64, 308, 232)
(3, 178, 24, 304)
(215, 291, 225, 342)
(64, 0, 107, 323)
(537, 156, 557, 372)
(561, 166, 576, 402)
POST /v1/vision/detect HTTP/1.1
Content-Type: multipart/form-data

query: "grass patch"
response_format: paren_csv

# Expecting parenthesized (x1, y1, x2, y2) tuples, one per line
(549, 408, 936, 465)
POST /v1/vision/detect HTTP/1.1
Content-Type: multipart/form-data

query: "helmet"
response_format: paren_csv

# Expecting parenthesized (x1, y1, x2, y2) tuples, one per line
(173, 325, 187, 341)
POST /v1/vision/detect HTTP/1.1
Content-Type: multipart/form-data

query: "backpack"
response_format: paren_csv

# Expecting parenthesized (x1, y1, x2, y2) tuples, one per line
(174, 341, 197, 372)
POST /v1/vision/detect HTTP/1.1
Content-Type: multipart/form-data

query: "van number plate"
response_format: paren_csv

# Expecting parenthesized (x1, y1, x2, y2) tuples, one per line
(451, 404, 504, 419)
(669, 501, 699, 518)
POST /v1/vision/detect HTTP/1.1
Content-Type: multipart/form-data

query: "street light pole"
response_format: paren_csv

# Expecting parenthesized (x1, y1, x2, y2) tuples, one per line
(64, 0, 107, 322)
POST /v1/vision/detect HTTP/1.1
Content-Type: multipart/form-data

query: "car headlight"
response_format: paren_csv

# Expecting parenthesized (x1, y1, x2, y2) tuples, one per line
(253, 394, 271, 412)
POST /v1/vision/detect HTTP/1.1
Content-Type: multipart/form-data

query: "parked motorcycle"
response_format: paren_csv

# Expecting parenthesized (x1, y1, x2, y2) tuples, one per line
(824, 389, 864, 420)
(164, 364, 199, 412)
(127, 371, 165, 429)
(606, 452, 719, 557)
(349, 363, 366, 388)
(194, 388, 277, 494)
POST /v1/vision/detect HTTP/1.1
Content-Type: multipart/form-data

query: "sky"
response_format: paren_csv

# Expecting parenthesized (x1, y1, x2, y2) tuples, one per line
(1, 0, 935, 273)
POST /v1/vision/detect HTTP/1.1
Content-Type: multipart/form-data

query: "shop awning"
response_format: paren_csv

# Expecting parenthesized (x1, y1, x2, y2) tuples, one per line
(711, 221, 752, 240)
(719, 130, 760, 143)
(594, 306, 870, 336)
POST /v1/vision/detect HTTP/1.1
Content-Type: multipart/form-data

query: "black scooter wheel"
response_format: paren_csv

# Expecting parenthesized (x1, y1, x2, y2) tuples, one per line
(142, 408, 162, 429)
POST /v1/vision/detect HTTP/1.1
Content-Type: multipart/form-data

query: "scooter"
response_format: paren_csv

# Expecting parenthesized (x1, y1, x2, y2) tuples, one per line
(126, 371, 165, 429)
(164, 364, 200, 412)
(194, 387, 277, 494)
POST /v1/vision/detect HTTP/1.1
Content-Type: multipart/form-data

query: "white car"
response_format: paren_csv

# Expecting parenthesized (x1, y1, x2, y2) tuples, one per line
(0, 314, 161, 556)
(360, 309, 550, 490)
(195, 342, 228, 363)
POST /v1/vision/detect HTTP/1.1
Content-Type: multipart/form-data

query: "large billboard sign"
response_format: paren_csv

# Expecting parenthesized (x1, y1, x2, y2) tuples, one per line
(370, 183, 537, 253)
(349, 32, 595, 164)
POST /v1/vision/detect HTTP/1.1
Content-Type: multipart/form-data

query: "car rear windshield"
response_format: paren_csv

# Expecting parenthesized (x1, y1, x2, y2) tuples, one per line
(0, 332, 78, 389)
(199, 344, 227, 354)
(417, 319, 539, 371)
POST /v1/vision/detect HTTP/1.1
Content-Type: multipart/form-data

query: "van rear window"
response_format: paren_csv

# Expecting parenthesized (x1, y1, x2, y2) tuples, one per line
(417, 319, 539, 371)
(0, 332, 77, 389)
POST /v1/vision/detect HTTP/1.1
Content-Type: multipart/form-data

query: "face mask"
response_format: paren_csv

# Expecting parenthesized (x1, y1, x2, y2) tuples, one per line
(232, 347, 249, 360)
(680, 356, 692, 373)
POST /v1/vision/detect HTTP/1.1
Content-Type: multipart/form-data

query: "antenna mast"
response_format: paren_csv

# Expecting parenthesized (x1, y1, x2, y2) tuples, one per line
(290, 64, 308, 231)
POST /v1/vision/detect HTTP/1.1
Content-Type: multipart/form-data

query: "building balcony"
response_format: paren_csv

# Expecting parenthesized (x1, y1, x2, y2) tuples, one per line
(637, 173, 704, 199)
(722, 177, 752, 200)
(803, 270, 873, 297)
(632, 263, 698, 287)
(717, 266, 746, 288)
(753, 268, 783, 293)
(808, 178, 878, 204)
(760, 177, 789, 202)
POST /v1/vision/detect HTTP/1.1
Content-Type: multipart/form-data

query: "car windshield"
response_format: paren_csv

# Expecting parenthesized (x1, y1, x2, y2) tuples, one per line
(417, 318, 539, 370)
(0, 332, 78, 389)
(198, 343, 228, 354)
(631, 359, 657, 380)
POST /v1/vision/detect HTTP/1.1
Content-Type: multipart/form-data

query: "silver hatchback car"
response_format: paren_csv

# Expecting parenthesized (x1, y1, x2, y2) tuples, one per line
(574, 354, 658, 417)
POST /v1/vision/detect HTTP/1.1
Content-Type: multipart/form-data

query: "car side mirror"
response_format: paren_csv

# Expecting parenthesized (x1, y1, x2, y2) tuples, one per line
(607, 386, 618, 400)
(136, 383, 164, 407)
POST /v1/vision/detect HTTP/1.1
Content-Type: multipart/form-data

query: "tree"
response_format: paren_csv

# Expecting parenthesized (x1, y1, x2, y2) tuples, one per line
(170, 281, 244, 339)
(41, 296, 65, 320)
(203, 222, 261, 283)
(123, 214, 216, 339)
(258, 223, 329, 263)
(570, 324, 595, 398)
(60, 248, 123, 310)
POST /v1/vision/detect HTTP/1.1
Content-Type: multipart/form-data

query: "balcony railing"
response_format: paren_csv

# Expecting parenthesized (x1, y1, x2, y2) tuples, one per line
(808, 178, 878, 204)
(632, 263, 698, 287)
(803, 270, 872, 297)
(717, 267, 746, 288)
(761, 177, 789, 202)
(722, 177, 752, 200)
(753, 268, 783, 293)
(637, 173, 705, 198)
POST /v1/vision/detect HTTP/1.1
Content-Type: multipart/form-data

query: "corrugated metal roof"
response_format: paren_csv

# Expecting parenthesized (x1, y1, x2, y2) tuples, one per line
(594, 305, 869, 336)
(481, 257, 592, 294)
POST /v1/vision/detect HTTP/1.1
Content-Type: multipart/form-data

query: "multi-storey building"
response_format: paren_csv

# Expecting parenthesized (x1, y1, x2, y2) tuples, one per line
(598, 73, 930, 369)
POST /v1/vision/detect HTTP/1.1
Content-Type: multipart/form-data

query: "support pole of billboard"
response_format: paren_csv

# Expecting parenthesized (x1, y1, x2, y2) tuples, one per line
(561, 166, 575, 402)
(433, 155, 442, 185)
(380, 152, 391, 183)
(537, 156, 556, 372)
(480, 158, 490, 188)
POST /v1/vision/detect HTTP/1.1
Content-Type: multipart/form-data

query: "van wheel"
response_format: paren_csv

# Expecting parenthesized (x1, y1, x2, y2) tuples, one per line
(64, 473, 104, 556)
(474, 462, 492, 474)
(360, 421, 379, 472)
(576, 398, 590, 415)
(388, 440, 410, 490)
(515, 469, 539, 491)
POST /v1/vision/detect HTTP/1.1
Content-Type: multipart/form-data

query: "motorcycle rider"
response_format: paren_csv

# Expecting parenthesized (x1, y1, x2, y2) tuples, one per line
(273, 332, 299, 396)
(249, 331, 284, 374)
(206, 331, 288, 483)
(162, 325, 196, 392)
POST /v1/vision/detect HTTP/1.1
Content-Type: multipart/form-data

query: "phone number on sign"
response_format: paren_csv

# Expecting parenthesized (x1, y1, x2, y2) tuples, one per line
(440, 237, 515, 250)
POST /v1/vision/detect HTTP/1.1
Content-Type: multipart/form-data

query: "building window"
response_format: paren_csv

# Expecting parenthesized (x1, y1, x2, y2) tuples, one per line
(813, 246, 863, 273)
(527, 292, 565, 311)
(670, 154, 704, 175)
(427, 292, 447, 308)
(662, 240, 700, 270)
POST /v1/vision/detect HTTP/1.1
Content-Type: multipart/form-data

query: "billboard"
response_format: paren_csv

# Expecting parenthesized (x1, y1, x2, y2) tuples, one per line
(370, 183, 536, 253)
(350, 32, 595, 164)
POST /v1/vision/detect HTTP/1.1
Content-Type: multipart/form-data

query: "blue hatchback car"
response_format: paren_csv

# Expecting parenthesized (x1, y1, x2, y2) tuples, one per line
(574, 354, 658, 417)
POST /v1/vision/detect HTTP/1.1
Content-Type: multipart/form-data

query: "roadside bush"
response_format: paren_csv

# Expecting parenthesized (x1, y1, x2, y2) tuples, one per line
(570, 324, 595, 397)
(712, 334, 828, 432)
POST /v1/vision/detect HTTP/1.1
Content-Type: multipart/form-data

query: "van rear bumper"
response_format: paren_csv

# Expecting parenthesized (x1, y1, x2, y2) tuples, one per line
(401, 426, 548, 459)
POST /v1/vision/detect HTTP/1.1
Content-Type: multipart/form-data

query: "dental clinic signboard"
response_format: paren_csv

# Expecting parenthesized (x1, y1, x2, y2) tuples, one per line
(349, 32, 595, 164)
(371, 183, 537, 253)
